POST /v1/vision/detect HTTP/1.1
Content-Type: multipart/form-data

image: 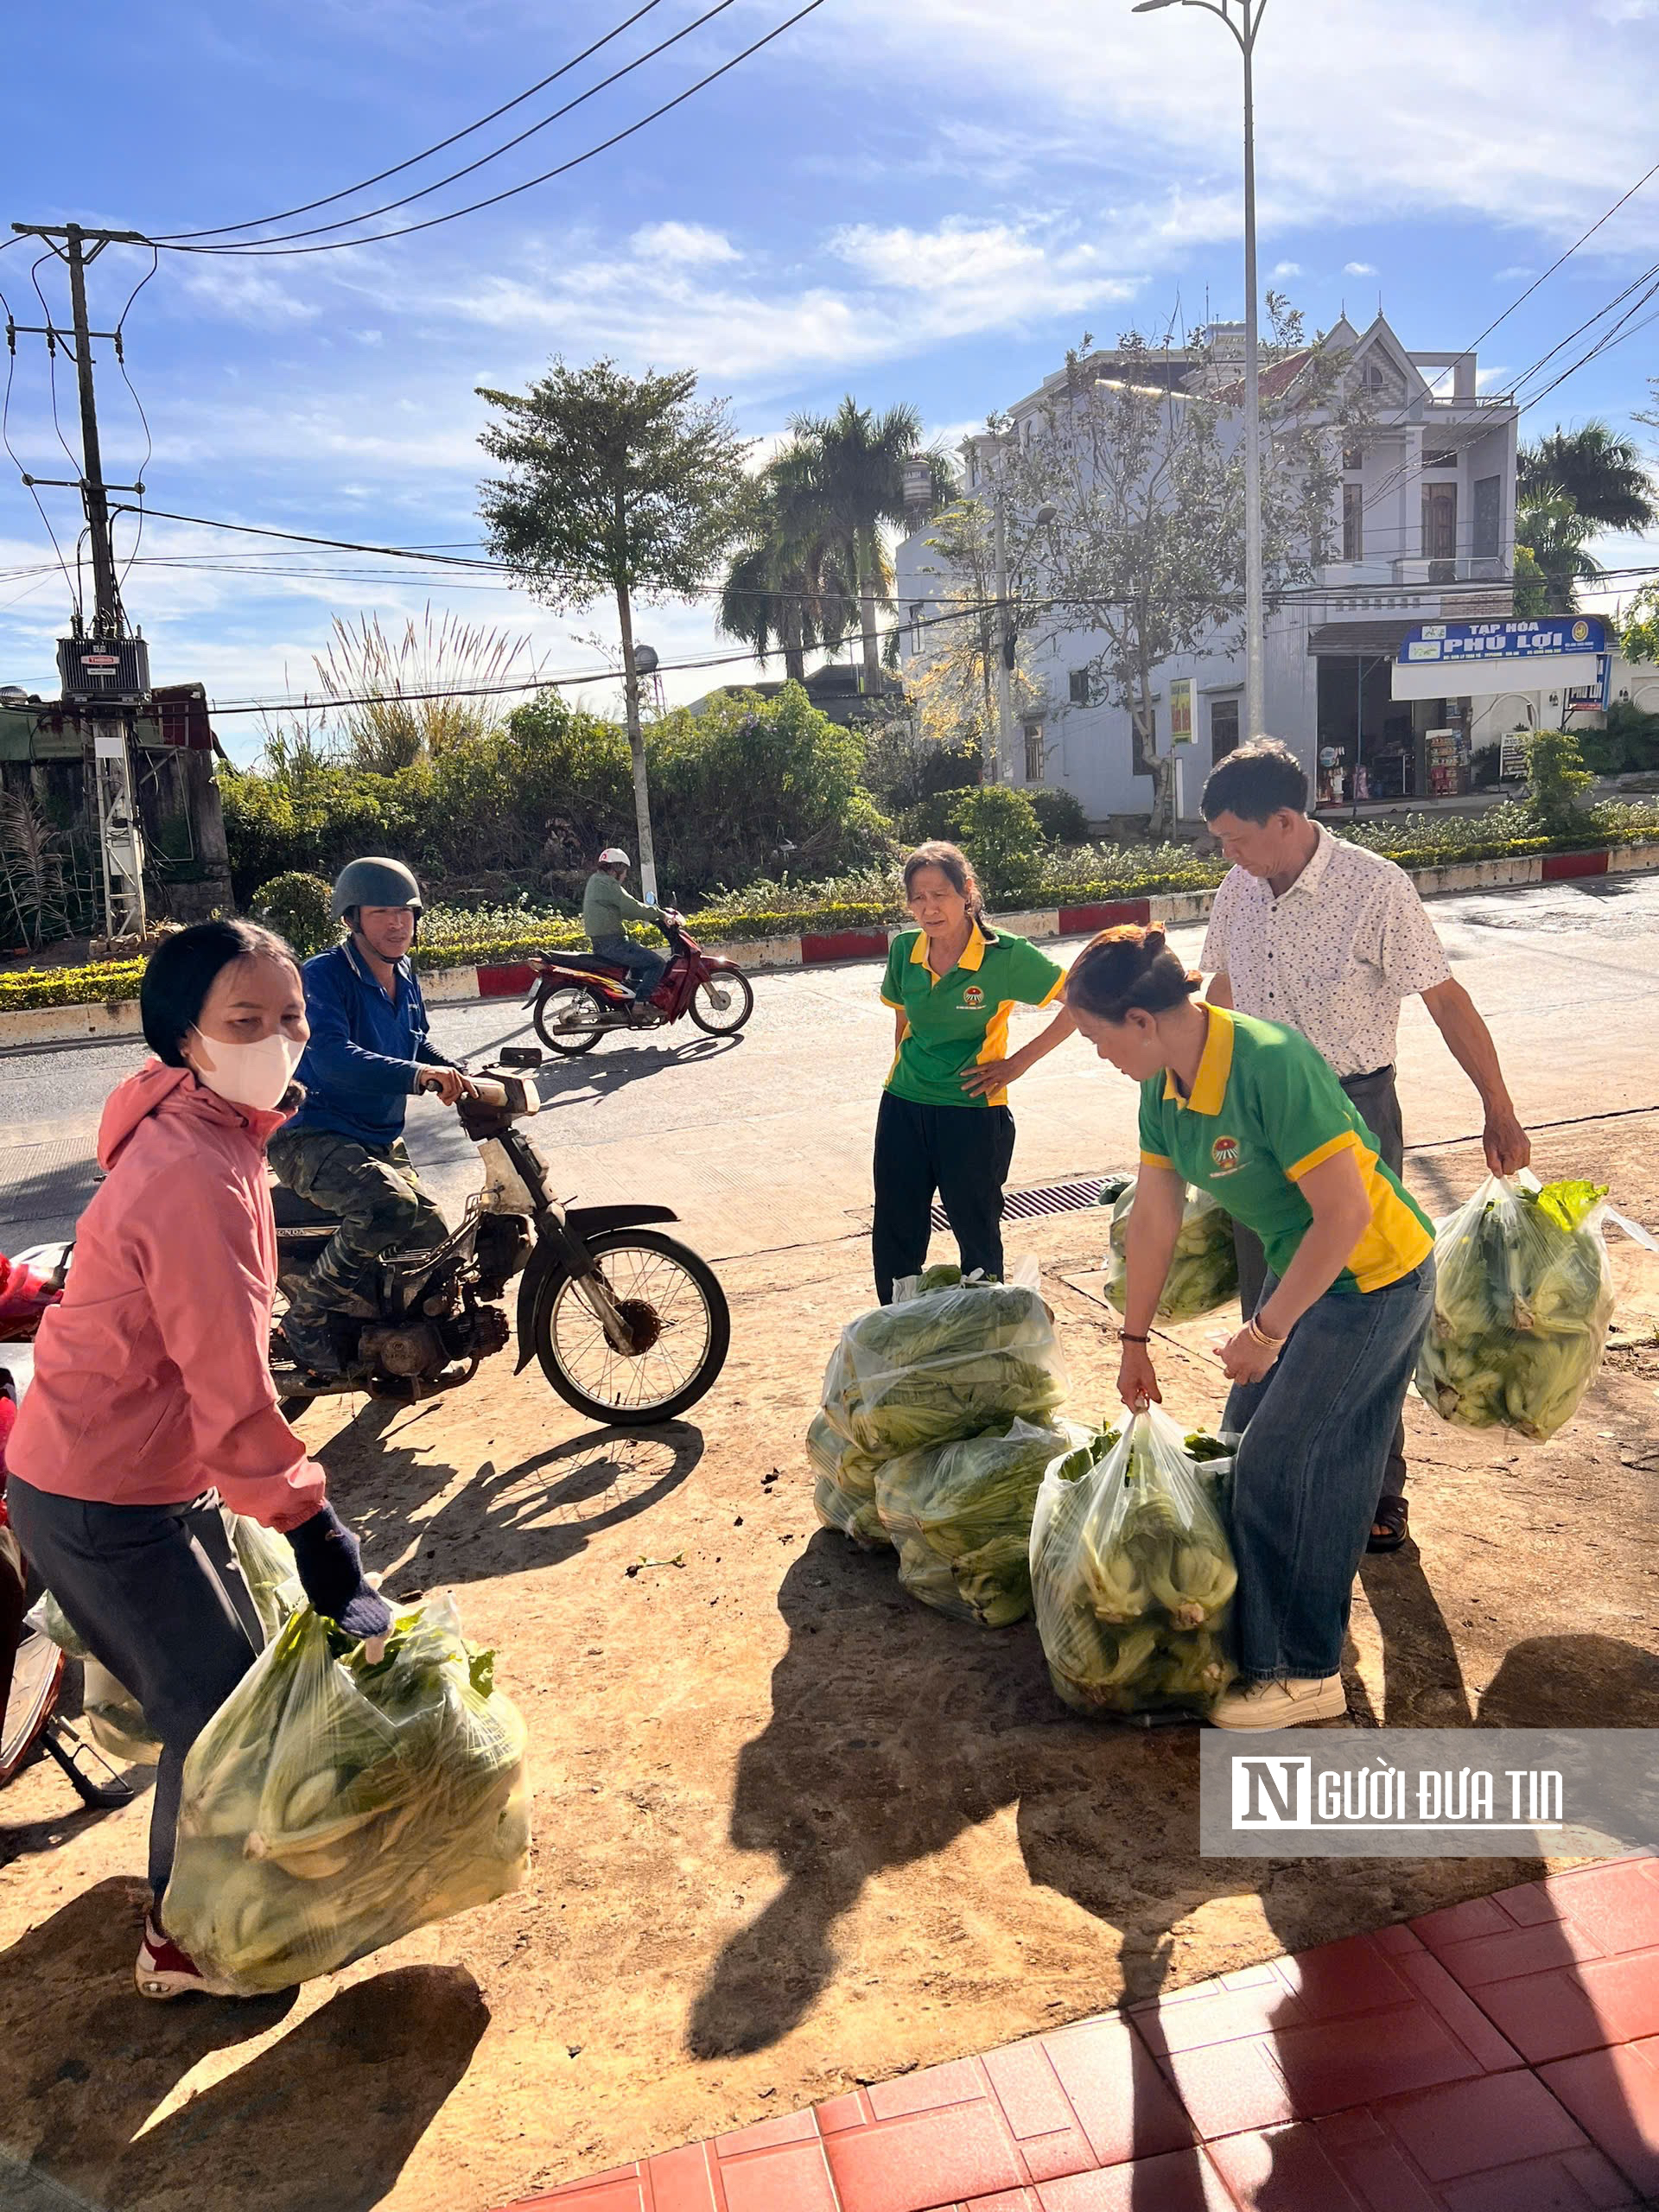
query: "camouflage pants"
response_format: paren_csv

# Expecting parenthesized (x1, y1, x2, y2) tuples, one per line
(268, 1128, 448, 1322)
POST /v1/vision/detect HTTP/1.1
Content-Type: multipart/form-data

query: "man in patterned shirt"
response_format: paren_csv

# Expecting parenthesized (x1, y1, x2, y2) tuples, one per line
(1200, 738, 1529, 1552)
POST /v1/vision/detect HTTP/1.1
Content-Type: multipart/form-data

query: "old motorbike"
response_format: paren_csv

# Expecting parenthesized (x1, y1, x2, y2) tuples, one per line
(270, 1050, 730, 1424)
(530, 914, 753, 1056)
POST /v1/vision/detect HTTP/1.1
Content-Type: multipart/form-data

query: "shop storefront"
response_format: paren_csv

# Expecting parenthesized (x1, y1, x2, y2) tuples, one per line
(1309, 621, 1472, 806)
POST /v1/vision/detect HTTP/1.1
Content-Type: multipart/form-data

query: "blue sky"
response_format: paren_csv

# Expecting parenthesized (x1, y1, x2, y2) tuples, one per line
(3, 0, 1657, 760)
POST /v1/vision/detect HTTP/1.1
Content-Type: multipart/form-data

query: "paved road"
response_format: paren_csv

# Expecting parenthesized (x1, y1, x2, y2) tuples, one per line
(3, 875, 1656, 1265)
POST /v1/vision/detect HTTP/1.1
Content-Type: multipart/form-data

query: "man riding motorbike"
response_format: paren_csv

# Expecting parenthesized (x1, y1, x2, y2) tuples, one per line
(269, 858, 473, 1376)
(582, 846, 670, 1014)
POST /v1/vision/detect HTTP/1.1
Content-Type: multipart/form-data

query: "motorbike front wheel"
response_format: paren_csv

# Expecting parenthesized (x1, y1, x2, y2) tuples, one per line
(687, 969, 754, 1035)
(534, 982, 607, 1056)
(532, 1228, 730, 1425)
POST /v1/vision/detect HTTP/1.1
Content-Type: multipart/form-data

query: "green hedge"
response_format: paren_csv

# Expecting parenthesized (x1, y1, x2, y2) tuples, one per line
(0, 960, 145, 1013)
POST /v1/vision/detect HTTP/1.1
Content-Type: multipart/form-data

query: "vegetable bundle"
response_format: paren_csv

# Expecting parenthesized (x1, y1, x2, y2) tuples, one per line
(1104, 1179, 1238, 1323)
(27, 1511, 305, 1765)
(163, 1595, 529, 1995)
(1414, 1175, 1617, 1442)
(1030, 1407, 1238, 1718)
(874, 1416, 1077, 1626)
(822, 1278, 1067, 1463)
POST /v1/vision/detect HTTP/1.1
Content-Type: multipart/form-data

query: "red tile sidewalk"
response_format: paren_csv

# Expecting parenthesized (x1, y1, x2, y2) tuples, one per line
(504, 1855, 1659, 2212)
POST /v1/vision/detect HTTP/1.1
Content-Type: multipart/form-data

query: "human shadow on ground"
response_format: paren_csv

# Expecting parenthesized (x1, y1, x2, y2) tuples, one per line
(1, 1883, 483, 2212)
(688, 1528, 1554, 2061)
(338, 1419, 705, 1594)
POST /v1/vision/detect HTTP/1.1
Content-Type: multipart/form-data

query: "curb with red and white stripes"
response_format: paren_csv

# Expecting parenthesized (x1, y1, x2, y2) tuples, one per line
(5, 841, 1657, 1052)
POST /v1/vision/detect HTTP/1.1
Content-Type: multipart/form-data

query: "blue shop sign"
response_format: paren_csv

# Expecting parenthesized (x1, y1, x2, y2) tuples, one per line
(1399, 616, 1607, 666)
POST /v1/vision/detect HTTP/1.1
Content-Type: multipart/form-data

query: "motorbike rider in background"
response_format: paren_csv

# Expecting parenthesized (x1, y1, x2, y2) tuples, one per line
(582, 846, 671, 1014)
(269, 858, 473, 1376)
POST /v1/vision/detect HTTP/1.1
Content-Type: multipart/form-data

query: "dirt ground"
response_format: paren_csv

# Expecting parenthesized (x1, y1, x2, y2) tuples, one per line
(3, 1116, 1658, 2212)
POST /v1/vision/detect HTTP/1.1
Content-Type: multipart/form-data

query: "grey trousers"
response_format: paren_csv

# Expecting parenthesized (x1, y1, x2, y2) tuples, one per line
(1233, 1064, 1410, 1509)
(6, 1479, 263, 1902)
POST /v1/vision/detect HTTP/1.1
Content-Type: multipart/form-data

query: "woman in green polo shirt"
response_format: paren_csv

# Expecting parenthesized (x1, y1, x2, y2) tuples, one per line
(873, 842, 1075, 1301)
(1065, 923, 1435, 1733)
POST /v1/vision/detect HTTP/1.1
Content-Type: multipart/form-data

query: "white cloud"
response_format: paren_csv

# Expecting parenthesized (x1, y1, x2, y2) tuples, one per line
(1493, 266, 1535, 282)
(1344, 261, 1377, 276)
(1272, 260, 1302, 277)
(628, 222, 741, 267)
(177, 262, 321, 327)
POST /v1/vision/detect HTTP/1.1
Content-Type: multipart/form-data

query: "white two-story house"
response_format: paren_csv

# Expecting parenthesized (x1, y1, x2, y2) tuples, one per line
(893, 316, 1520, 823)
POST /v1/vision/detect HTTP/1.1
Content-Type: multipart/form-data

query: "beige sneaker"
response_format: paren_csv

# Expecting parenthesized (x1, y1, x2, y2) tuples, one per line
(1208, 1674, 1348, 1731)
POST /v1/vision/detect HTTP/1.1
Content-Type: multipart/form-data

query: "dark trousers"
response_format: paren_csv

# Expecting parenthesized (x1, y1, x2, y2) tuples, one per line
(6, 1479, 262, 1901)
(1233, 1064, 1409, 1508)
(269, 1128, 448, 1320)
(872, 1091, 1015, 1303)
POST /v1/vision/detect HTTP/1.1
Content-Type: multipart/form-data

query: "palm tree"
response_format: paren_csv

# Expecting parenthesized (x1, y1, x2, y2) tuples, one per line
(787, 398, 957, 689)
(1518, 421, 1656, 533)
(1514, 486, 1606, 616)
(716, 450, 851, 681)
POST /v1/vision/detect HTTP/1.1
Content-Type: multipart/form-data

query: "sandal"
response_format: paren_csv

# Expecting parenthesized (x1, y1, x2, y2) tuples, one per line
(1367, 1495, 1409, 1554)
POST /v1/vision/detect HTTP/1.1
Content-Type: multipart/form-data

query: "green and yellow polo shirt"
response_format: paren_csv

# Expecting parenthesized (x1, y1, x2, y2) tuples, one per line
(880, 923, 1064, 1109)
(1138, 1006, 1433, 1294)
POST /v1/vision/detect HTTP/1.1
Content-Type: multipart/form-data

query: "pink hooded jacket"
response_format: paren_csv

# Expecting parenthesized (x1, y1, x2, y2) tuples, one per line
(7, 1061, 327, 1532)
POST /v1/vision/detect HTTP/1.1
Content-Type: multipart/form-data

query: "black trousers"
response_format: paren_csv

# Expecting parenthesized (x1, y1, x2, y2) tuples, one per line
(1233, 1063, 1410, 1507)
(872, 1091, 1016, 1303)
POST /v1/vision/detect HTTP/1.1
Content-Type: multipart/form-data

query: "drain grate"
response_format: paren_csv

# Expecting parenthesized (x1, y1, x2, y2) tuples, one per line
(930, 1178, 1106, 1234)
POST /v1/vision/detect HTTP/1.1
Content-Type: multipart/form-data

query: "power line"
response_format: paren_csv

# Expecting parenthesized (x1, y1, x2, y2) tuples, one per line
(160, 0, 671, 241)
(161, 0, 829, 259)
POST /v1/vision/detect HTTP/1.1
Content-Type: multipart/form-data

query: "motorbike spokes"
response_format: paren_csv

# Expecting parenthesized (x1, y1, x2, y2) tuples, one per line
(543, 1239, 721, 1418)
(687, 969, 753, 1036)
(534, 983, 607, 1056)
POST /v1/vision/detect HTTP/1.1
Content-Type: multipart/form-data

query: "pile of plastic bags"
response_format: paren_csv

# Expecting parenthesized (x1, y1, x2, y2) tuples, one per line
(810, 1267, 1070, 1626)
(1102, 1178, 1239, 1323)
(163, 1595, 529, 1995)
(1029, 1407, 1238, 1719)
(27, 1511, 304, 1764)
(1414, 1173, 1630, 1442)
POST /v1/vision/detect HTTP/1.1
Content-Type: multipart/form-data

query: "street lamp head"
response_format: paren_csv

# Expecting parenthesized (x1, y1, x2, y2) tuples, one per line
(1132, 2, 1179, 13)
(1034, 502, 1058, 526)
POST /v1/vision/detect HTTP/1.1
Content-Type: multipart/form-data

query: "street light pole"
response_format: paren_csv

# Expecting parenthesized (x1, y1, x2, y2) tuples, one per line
(1134, 0, 1268, 742)
(990, 476, 1013, 785)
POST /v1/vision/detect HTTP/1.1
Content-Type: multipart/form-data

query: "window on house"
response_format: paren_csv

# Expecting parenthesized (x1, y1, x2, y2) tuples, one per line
(1424, 448, 1459, 470)
(1210, 696, 1240, 766)
(1422, 480, 1458, 563)
(1343, 444, 1363, 473)
(1068, 668, 1092, 706)
(1473, 474, 1501, 561)
(1024, 724, 1045, 782)
(1343, 482, 1364, 563)
(908, 601, 924, 652)
(1132, 709, 1157, 779)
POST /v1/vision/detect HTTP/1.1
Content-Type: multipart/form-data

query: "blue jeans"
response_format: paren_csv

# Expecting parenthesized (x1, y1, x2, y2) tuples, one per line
(1223, 1259, 1434, 1682)
(591, 933, 667, 997)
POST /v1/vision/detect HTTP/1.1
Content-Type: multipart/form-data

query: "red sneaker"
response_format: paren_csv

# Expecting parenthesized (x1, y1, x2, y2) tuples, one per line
(134, 1914, 243, 2000)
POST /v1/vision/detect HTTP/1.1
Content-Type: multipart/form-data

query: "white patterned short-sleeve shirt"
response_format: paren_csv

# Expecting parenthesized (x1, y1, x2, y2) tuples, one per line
(1200, 827, 1452, 1079)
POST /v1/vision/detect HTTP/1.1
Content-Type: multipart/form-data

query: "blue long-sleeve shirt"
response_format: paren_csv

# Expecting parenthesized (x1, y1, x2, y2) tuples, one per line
(286, 940, 454, 1148)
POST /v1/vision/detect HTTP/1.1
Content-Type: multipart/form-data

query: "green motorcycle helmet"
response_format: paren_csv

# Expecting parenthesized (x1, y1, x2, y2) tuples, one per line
(330, 856, 424, 923)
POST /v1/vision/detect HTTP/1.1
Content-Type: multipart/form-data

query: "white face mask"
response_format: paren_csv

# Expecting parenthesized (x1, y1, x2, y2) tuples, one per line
(188, 1027, 303, 1111)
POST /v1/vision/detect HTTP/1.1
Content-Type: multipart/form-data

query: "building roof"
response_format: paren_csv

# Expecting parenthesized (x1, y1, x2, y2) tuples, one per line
(1306, 620, 1418, 657)
(1210, 348, 1316, 408)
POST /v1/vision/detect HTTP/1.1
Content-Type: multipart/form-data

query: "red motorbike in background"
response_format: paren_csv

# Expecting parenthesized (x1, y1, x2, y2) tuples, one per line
(530, 912, 754, 1056)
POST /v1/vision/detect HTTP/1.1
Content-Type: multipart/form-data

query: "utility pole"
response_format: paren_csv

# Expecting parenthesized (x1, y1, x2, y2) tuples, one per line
(990, 476, 1014, 786)
(10, 219, 152, 940)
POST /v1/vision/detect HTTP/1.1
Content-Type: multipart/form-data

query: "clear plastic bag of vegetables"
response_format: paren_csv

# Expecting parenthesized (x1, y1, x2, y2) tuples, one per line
(1103, 1178, 1238, 1323)
(1030, 1405, 1237, 1719)
(162, 1595, 530, 1995)
(1414, 1173, 1654, 1442)
(829, 1267, 1067, 1463)
(874, 1416, 1082, 1627)
(808, 1408, 890, 1549)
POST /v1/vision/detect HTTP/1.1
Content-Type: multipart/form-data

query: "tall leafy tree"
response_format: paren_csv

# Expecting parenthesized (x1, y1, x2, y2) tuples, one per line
(788, 398, 956, 690)
(1513, 487, 1605, 616)
(716, 448, 851, 681)
(1518, 421, 1656, 532)
(477, 358, 754, 897)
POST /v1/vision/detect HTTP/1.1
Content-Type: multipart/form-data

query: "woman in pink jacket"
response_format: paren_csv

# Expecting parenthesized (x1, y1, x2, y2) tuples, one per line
(6, 919, 391, 1999)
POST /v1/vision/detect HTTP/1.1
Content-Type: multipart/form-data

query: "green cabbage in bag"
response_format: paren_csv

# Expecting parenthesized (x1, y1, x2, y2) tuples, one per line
(1104, 1179, 1238, 1324)
(1030, 1408, 1237, 1718)
(162, 1595, 529, 1994)
(1414, 1173, 1618, 1442)
(808, 1409, 890, 1548)
(832, 1280, 1067, 1460)
(874, 1417, 1077, 1626)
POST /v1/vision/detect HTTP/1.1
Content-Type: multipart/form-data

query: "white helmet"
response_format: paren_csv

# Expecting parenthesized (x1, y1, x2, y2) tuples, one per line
(598, 847, 631, 868)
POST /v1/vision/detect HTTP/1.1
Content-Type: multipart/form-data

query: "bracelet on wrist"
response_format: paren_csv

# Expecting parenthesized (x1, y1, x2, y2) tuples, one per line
(1246, 1315, 1286, 1351)
(1121, 1331, 1150, 1344)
